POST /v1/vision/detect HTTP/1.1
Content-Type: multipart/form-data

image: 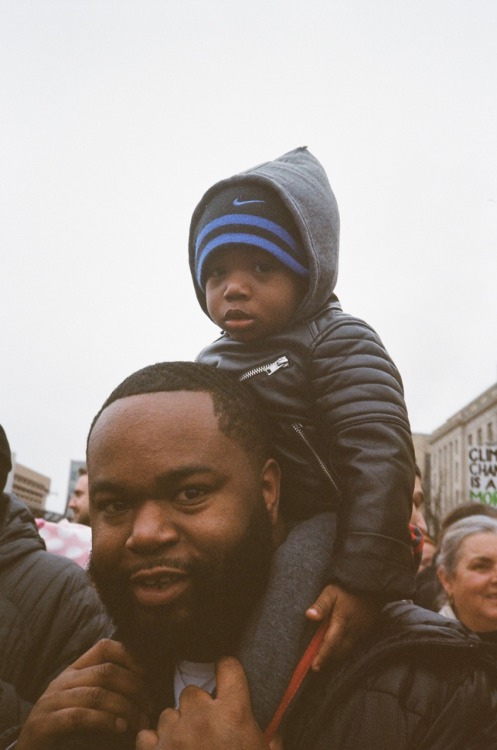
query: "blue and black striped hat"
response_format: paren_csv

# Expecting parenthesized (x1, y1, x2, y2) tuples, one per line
(193, 183, 308, 289)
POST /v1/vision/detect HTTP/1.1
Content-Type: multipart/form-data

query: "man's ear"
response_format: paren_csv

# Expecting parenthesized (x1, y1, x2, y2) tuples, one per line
(260, 458, 280, 526)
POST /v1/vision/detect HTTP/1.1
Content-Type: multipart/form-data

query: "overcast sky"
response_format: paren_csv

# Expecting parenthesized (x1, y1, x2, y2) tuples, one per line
(1, 0, 496, 514)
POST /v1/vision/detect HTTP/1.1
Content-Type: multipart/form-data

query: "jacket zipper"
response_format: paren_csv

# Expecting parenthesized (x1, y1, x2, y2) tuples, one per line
(291, 422, 341, 495)
(239, 356, 289, 382)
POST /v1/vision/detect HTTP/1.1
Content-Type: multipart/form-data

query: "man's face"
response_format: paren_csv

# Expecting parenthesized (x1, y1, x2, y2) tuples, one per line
(88, 390, 280, 663)
(411, 473, 427, 536)
(68, 473, 90, 525)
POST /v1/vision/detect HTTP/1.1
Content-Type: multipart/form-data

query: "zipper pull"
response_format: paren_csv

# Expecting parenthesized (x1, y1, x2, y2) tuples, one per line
(239, 356, 290, 382)
(265, 356, 289, 375)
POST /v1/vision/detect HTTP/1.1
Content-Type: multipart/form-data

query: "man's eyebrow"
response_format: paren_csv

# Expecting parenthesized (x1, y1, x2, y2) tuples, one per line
(90, 466, 217, 496)
(90, 479, 126, 495)
(154, 466, 217, 492)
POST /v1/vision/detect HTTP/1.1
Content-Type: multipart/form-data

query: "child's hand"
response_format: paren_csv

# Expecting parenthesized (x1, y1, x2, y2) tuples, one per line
(306, 584, 381, 670)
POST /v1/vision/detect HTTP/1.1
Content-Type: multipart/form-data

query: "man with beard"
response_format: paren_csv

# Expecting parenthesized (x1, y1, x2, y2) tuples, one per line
(15, 363, 497, 750)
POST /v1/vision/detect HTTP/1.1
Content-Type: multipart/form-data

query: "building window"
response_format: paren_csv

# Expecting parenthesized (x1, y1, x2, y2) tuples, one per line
(477, 429, 483, 446)
(488, 423, 494, 444)
(468, 434, 473, 446)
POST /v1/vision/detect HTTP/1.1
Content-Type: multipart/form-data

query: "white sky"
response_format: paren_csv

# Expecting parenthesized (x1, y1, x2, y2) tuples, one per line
(1, 0, 496, 514)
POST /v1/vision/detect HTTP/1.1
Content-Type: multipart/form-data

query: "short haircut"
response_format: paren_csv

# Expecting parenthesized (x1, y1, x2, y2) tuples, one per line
(87, 361, 272, 467)
(441, 502, 497, 532)
(437, 515, 497, 578)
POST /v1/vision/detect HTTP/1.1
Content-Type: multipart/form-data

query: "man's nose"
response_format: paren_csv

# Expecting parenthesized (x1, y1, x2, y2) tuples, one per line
(223, 270, 251, 300)
(126, 500, 180, 553)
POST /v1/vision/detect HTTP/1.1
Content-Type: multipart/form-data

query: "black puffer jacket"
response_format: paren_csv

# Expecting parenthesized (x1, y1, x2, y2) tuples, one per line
(282, 600, 497, 749)
(190, 146, 415, 599)
(241, 516, 497, 748)
(0, 493, 113, 748)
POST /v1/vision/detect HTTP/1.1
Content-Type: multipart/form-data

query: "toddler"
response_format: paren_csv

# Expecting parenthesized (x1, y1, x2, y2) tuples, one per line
(188, 147, 416, 669)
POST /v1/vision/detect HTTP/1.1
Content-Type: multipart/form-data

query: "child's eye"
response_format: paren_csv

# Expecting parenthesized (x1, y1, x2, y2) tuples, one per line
(255, 262, 273, 273)
(207, 266, 225, 279)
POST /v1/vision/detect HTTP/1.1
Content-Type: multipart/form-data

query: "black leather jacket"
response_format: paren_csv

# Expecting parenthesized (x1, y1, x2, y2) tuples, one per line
(197, 298, 415, 598)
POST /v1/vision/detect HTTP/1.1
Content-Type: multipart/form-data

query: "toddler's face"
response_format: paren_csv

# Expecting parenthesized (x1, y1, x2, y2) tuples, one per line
(204, 247, 307, 343)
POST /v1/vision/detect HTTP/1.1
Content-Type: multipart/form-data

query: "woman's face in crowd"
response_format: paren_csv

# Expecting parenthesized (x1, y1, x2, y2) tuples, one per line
(440, 532, 497, 632)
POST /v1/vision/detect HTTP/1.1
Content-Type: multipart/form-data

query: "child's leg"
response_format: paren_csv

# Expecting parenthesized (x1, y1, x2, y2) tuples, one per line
(238, 512, 337, 730)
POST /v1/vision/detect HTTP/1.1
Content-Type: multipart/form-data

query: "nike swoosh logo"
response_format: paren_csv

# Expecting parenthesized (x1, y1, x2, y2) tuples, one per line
(233, 198, 266, 206)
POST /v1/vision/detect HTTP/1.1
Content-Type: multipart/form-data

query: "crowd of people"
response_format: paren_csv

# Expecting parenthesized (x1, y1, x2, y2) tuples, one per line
(2, 147, 497, 748)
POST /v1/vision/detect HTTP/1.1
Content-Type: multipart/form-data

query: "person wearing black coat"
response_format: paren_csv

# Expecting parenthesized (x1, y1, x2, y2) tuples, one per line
(0, 424, 113, 749)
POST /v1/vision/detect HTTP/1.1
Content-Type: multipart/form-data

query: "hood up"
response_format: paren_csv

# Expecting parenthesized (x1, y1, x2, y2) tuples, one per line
(189, 146, 340, 323)
(0, 492, 45, 566)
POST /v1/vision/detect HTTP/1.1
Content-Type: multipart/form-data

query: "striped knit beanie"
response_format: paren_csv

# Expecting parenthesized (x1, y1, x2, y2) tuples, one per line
(193, 183, 308, 290)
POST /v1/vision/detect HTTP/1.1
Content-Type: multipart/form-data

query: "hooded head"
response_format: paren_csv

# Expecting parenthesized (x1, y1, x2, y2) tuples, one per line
(189, 147, 340, 324)
(0, 425, 12, 494)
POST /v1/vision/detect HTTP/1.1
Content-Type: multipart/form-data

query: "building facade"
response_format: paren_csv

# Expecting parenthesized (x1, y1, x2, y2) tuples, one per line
(5, 454, 51, 515)
(429, 382, 497, 525)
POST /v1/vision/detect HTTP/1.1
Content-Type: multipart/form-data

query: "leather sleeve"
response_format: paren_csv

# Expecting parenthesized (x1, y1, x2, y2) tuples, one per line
(309, 313, 416, 598)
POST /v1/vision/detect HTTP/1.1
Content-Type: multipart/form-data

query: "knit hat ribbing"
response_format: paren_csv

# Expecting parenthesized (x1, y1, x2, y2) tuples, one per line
(193, 184, 307, 289)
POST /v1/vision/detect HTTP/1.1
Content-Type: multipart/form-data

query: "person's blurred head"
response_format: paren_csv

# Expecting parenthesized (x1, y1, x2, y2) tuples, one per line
(0, 425, 12, 495)
(441, 502, 497, 532)
(437, 515, 497, 632)
(68, 468, 90, 525)
(418, 534, 436, 573)
(410, 464, 427, 536)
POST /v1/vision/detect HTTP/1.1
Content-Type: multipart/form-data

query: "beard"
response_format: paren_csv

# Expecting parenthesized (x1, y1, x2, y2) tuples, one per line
(89, 496, 273, 672)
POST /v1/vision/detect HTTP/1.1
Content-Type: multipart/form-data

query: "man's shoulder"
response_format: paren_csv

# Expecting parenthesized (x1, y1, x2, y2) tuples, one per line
(361, 599, 497, 667)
